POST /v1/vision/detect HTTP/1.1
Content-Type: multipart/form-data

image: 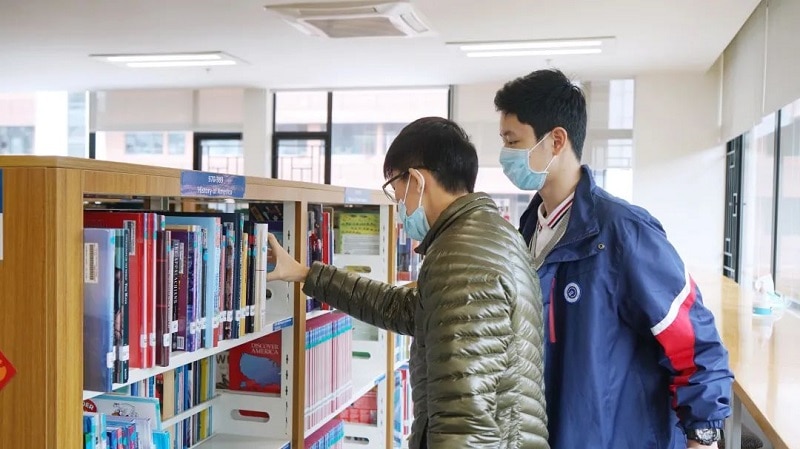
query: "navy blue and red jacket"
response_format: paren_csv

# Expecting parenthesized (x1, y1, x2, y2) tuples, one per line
(520, 166, 733, 449)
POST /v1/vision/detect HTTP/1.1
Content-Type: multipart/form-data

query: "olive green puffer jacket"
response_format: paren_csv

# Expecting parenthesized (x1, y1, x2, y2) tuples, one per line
(302, 193, 549, 449)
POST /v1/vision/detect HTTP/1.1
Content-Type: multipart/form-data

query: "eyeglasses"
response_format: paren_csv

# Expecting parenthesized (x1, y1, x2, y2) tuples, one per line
(381, 170, 408, 203)
(381, 166, 433, 203)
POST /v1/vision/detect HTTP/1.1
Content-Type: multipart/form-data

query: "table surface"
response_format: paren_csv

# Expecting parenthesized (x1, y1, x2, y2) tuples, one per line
(692, 272, 799, 449)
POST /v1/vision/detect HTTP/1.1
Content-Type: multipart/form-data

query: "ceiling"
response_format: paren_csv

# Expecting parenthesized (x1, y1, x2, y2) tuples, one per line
(0, 0, 760, 92)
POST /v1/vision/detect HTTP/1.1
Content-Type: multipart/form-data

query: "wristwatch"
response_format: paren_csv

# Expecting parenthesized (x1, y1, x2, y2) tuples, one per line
(686, 428, 722, 446)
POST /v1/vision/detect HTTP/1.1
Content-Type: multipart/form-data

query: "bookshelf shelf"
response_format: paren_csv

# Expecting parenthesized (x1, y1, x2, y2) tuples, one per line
(394, 358, 410, 371)
(351, 358, 387, 402)
(343, 422, 385, 449)
(163, 395, 222, 428)
(306, 309, 334, 321)
(0, 156, 398, 449)
(82, 315, 293, 401)
(193, 434, 290, 449)
(304, 394, 353, 439)
(303, 358, 387, 440)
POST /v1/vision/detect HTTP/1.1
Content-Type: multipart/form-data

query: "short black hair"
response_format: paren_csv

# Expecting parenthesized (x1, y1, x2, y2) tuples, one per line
(494, 68, 587, 160)
(383, 117, 478, 194)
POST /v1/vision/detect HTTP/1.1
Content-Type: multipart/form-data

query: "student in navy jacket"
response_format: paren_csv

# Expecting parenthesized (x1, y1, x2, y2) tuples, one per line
(494, 69, 733, 449)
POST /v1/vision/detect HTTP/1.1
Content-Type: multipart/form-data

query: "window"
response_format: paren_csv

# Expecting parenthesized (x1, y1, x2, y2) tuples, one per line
(609, 79, 635, 130)
(776, 102, 800, 302)
(125, 133, 163, 154)
(95, 131, 193, 170)
(739, 114, 777, 287)
(274, 91, 328, 132)
(329, 88, 450, 189)
(272, 87, 450, 187)
(67, 92, 88, 157)
(167, 133, 187, 155)
(0, 126, 34, 154)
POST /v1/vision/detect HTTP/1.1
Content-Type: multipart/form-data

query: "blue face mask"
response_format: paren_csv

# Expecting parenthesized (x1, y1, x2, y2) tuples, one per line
(499, 133, 555, 191)
(397, 170, 430, 242)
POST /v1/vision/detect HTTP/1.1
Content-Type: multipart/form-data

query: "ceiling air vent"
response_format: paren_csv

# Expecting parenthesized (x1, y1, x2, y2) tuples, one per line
(264, 1, 432, 39)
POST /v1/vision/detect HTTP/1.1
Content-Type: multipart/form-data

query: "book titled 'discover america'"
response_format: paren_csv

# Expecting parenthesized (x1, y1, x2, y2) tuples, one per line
(226, 330, 281, 394)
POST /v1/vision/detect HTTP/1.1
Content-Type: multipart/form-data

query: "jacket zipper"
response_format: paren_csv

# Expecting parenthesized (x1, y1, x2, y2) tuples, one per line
(549, 277, 556, 343)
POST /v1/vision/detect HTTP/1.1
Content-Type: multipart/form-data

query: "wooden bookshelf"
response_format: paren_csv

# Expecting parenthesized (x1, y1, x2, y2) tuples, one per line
(0, 156, 399, 449)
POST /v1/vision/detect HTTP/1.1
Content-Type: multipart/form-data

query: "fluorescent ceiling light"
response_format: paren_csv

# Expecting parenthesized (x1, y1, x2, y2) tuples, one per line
(91, 52, 240, 68)
(106, 54, 223, 63)
(450, 37, 612, 58)
(459, 39, 603, 52)
(466, 48, 603, 58)
(126, 60, 237, 68)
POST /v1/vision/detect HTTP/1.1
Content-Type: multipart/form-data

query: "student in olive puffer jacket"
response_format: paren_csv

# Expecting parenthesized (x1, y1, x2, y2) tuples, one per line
(266, 117, 549, 449)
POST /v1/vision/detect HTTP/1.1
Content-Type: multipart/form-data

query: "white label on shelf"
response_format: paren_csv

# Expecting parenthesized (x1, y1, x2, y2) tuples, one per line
(162, 333, 171, 348)
(84, 243, 99, 284)
(119, 345, 130, 362)
(140, 335, 148, 349)
(227, 310, 234, 322)
(149, 333, 156, 347)
(212, 315, 220, 328)
(106, 352, 115, 369)
(200, 319, 207, 330)
(170, 320, 179, 333)
(248, 305, 255, 316)
(234, 310, 241, 321)
(176, 336, 185, 350)
(189, 322, 197, 334)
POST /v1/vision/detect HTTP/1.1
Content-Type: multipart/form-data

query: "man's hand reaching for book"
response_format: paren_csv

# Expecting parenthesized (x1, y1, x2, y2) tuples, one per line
(266, 233, 309, 283)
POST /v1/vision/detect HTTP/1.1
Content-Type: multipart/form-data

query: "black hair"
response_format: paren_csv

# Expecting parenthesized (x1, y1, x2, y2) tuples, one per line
(383, 117, 478, 194)
(494, 68, 587, 160)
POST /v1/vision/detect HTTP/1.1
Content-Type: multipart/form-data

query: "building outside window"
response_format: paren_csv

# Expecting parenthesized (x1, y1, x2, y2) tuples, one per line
(739, 114, 777, 289)
(95, 131, 193, 169)
(0, 126, 34, 154)
(777, 102, 800, 303)
(272, 88, 450, 188)
(0, 92, 87, 156)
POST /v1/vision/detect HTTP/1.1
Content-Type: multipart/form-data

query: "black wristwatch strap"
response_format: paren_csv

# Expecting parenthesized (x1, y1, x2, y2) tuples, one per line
(686, 428, 722, 445)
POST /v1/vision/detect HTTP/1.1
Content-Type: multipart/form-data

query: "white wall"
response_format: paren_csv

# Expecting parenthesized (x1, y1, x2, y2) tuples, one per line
(633, 65, 725, 273)
(242, 88, 272, 177)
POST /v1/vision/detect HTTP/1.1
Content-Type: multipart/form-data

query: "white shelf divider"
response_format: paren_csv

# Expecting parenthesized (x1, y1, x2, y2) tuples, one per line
(163, 394, 222, 428)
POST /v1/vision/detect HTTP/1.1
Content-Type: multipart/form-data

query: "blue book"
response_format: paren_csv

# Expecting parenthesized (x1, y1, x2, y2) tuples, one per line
(164, 215, 221, 350)
(83, 229, 118, 392)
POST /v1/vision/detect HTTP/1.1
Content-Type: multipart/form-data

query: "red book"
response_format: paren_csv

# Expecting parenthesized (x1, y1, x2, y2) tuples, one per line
(84, 211, 147, 369)
(227, 330, 282, 394)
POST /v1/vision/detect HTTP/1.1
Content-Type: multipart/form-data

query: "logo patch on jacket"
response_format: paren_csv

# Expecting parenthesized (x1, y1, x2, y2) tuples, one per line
(564, 282, 581, 303)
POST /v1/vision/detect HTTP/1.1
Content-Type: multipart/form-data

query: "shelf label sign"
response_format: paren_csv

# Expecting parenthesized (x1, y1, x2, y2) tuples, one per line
(272, 317, 293, 331)
(344, 187, 371, 205)
(0, 348, 16, 392)
(180, 171, 246, 199)
(0, 169, 4, 261)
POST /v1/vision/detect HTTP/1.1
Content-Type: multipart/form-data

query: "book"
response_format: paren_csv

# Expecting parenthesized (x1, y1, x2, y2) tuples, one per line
(83, 229, 117, 393)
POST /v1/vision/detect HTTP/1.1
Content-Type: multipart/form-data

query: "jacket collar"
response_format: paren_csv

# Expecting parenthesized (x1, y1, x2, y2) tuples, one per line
(416, 192, 496, 256)
(526, 165, 601, 262)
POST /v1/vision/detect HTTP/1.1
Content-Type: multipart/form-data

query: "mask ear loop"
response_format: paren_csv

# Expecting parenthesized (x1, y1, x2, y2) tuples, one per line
(409, 168, 425, 209)
(527, 131, 554, 173)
